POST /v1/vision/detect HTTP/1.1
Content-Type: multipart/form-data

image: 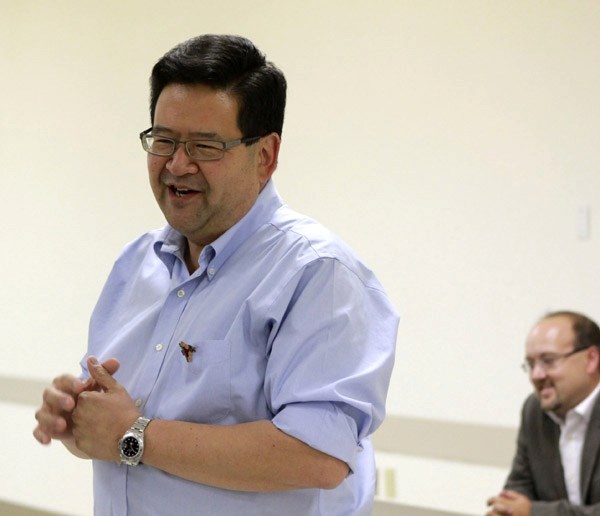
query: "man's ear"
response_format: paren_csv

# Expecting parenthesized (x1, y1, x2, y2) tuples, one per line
(586, 346, 600, 374)
(256, 133, 281, 187)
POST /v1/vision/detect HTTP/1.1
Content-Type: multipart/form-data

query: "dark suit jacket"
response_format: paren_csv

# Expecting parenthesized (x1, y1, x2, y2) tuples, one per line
(505, 392, 600, 515)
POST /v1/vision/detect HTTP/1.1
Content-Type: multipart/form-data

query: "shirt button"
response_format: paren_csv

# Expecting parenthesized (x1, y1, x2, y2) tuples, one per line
(177, 289, 185, 298)
(155, 343, 163, 351)
(207, 267, 216, 277)
(134, 399, 143, 407)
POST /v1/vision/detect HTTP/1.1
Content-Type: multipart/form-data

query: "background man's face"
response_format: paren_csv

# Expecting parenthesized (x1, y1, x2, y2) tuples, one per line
(526, 315, 595, 417)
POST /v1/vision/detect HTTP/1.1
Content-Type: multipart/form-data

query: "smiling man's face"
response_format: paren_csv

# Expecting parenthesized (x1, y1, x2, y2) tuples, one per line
(147, 83, 271, 251)
(526, 315, 598, 418)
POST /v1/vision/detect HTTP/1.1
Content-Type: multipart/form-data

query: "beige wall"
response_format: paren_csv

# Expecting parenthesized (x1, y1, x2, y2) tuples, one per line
(2, 1, 600, 514)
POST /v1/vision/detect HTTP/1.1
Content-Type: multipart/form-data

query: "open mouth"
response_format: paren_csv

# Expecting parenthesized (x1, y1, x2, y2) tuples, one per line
(170, 186, 196, 197)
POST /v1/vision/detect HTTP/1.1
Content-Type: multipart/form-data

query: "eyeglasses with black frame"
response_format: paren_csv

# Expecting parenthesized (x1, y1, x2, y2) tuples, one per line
(521, 346, 591, 374)
(139, 128, 261, 161)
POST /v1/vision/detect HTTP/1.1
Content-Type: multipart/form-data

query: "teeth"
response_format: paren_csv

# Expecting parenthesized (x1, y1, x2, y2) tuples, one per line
(173, 187, 190, 197)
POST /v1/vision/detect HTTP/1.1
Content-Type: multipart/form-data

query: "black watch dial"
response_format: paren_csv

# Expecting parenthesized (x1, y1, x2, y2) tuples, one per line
(121, 436, 141, 458)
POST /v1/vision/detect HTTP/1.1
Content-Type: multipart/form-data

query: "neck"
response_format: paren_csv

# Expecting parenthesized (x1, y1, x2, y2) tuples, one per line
(185, 241, 203, 274)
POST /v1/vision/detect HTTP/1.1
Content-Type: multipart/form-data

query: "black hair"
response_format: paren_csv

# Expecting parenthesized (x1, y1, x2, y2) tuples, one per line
(149, 34, 286, 139)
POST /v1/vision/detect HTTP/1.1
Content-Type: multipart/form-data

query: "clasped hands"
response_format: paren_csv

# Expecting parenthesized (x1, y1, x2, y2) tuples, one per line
(33, 356, 140, 462)
(486, 490, 532, 516)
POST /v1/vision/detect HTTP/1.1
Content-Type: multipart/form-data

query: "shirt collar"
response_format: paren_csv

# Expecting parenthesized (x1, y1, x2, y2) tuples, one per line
(574, 380, 600, 423)
(548, 380, 600, 425)
(153, 180, 284, 278)
(153, 226, 187, 276)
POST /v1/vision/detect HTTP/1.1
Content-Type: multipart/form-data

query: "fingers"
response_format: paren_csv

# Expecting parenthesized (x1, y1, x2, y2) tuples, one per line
(486, 494, 513, 516)
(486, 511, 506, 516)
(78, 356, 121, 393)
(33, 424, 51, 445)
(87, 356, 119, 392)
(485, 499, 513, 516)
(34, 358, 121, 446)
(33, 374, 80, 444)
(102, 357, 120, 376)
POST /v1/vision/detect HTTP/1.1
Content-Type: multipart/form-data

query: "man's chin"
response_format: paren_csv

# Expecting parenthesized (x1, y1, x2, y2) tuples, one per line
(537, 388, 558, 410)
(541, 399, 557, 410)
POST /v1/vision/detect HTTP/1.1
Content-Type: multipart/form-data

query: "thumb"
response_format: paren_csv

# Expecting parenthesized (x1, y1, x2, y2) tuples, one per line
(87, 356, 118, 391)
(101, 357, 120, 376)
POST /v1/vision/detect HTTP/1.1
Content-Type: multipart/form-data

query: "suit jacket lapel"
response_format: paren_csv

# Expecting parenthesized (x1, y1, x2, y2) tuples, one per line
(580, 392, 600, 501)
(542, 413, 569, 497)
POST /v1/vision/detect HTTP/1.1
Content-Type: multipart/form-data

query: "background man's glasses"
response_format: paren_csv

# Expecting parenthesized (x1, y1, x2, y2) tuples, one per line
(139, 128, 261, 161)
(521, 346, 590, 374)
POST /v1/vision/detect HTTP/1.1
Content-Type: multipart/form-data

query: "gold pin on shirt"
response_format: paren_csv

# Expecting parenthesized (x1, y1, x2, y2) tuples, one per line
(179, 341, 197, 363)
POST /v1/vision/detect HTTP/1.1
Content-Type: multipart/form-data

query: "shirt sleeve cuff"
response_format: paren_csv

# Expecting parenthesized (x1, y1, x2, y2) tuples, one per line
(272, 401, 362, 472)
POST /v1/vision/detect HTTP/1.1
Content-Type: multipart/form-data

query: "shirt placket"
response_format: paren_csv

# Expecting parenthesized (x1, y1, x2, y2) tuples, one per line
(128, 272, 202, 416)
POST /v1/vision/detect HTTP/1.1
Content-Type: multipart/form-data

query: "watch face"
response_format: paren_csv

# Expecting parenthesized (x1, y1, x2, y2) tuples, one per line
(121, 436, 140, 458)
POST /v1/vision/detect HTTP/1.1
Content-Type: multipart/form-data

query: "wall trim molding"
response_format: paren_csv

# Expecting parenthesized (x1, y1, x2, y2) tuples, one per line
(0, 499, 63, 516)
(373, 415, 515, 468)
(2, 374, 516, 469)
(0, 375, 47, 407)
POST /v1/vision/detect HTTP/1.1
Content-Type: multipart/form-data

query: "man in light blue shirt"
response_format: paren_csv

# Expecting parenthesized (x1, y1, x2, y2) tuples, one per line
(34, 34, 398, 515)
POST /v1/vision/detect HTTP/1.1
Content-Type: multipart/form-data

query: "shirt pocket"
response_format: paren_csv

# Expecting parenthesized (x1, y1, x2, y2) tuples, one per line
(157, 339, 232, 424)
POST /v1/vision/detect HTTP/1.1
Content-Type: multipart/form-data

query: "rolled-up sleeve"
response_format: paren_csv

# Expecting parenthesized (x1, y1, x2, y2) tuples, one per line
(267, 257, 399, 470)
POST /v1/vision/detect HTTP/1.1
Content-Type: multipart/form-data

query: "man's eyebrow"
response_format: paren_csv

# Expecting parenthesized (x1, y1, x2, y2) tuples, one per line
(189, 130, 220, 139)
(151, 125, 219, 139)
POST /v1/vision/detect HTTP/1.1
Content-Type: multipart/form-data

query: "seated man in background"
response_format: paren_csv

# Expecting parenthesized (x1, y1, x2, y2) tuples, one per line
(487, 310, 600, 515)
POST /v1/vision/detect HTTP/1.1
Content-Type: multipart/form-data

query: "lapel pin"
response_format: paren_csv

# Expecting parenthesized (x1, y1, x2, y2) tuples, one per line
(179, 341, 197, 363)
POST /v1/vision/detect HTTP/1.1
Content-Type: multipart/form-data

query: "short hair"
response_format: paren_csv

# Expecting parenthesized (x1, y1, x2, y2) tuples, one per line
(543, 310, 600, 352)
(149, 34, 287, 139)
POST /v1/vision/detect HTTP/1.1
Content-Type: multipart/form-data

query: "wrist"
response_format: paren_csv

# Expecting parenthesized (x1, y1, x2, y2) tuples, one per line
(118, 416, 152, 466)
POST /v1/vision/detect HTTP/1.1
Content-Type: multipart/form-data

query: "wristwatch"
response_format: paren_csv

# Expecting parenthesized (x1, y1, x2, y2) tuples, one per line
(118, 416, 152, 466)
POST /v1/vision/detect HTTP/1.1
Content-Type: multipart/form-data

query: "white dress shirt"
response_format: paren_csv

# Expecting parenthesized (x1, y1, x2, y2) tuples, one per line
(549, 382, 600, 504)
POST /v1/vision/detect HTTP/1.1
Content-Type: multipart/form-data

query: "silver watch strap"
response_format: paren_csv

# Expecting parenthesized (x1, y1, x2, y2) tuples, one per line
(132, 416, 151, 433)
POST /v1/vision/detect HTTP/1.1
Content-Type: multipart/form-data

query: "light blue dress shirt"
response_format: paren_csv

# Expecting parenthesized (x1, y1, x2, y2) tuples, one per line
(83, 180, 399, 515)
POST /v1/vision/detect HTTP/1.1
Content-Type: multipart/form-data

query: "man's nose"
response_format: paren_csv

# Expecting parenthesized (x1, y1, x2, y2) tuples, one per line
(167, 143, 198, 176)
(530, 361, 547, 380)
